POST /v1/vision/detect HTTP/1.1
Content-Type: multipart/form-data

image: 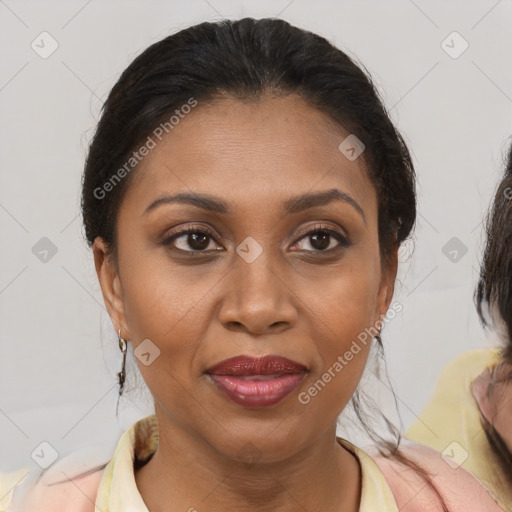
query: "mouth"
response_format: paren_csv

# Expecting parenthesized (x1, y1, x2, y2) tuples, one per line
(205, 355, 308, 408)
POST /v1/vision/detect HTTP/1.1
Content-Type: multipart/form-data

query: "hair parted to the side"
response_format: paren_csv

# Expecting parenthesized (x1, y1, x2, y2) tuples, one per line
(80, 17, 451, 509)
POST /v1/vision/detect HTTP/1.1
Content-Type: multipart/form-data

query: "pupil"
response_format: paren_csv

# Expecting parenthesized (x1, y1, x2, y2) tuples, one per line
(311, 232, 329, 250)
(190, 233, 209, 250)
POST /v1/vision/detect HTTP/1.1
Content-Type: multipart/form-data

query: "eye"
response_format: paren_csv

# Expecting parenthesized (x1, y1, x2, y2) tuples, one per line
(161, 223, 349, 255)
(291, 225, 349, 253)
(161, 227, 222, 253)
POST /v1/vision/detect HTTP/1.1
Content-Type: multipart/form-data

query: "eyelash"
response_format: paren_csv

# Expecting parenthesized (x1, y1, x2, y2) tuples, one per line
(161, 224, 349, 255)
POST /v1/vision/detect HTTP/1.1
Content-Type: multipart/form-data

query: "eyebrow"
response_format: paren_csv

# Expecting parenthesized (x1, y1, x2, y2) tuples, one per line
(143, 188, 366, 222)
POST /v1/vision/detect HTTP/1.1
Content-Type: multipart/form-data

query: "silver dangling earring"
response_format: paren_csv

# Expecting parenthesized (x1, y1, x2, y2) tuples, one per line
(375, 328, 383, 346)
(117, 328, 128, 397)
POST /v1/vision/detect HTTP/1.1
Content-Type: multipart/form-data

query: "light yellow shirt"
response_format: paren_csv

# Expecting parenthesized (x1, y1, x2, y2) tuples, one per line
(1, 413, 400, 511)
(407, 348, 512, 511)
(0, 467, 30, 511)
(5, 412, 504, 511)
(94, 414, 400, 511)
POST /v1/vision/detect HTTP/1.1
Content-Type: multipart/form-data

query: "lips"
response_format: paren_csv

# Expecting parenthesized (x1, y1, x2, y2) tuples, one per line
(206, 355, 308, 376)
(206, 355, 308, 407)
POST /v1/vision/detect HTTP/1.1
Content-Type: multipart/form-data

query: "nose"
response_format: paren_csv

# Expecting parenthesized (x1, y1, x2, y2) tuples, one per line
(218, 251, 298, 335)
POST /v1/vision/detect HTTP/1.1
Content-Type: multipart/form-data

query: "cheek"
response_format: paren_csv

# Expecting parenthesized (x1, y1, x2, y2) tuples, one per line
(119, 240, 208, 339)
(305, 253, 381, 348)
(118, 250, 212, 398)
(296, 309, 372, 428)
(124, 284, 206, 393)
(295, 257, 381, 415)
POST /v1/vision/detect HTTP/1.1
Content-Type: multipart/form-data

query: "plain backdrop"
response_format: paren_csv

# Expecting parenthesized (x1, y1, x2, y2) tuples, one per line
(1, 0, 512, 472)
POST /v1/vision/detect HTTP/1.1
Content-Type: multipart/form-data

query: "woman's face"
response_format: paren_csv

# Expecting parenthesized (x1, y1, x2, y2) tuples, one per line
(94, 93, 397, 462)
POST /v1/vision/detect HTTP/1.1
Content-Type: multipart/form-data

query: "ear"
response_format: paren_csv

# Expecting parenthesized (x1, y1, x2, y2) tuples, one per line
(93, 237, 131, 339)
(375, 235, 399, 325)
(471, 369, 495, 422)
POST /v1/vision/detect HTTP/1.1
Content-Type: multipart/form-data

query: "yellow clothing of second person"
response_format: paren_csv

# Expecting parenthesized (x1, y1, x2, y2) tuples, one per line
(407, 348, 512, 511)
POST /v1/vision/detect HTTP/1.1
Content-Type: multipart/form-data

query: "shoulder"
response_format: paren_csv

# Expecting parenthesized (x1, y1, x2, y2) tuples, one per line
(0, 467, 31, 512)
(6, 442, 114, 512)
(434, 349, 500, 388)
(13, 466, 106, 512)
(370, 440, 504, 512)
(406, 348, 499, 444)
(409, 348, 500, 420)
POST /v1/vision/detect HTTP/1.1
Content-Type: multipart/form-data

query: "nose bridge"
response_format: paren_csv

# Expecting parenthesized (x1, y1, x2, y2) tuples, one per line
(235, 239, 281, 303)
(219, 239, 295, 332)
(236, 242, 278, 294)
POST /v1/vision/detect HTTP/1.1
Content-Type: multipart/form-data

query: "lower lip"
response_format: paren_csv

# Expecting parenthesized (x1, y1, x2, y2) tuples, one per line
(208, 373, 306, 407)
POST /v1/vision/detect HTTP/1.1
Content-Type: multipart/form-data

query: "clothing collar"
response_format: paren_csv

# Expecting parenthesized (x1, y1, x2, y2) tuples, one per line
(94, 414, 398, 511)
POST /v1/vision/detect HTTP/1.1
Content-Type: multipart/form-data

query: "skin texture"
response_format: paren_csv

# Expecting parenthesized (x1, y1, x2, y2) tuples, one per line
(93, 93, 398, 512)
(472, 362, 512, 454)
(472, 303, 512, 457)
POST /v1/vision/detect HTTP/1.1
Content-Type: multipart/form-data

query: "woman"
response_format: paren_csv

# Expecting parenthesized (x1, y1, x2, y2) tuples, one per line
(407, 142, 512, 510)
(3, 17, 503, 512)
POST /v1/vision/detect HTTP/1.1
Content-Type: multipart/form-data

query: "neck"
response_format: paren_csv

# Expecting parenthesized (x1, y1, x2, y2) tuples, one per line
(135, 410, 361, 512)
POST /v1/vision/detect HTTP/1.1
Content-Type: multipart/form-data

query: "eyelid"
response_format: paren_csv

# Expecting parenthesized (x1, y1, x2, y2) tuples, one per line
(162, 221, 349, 253)
(290, 223, 349, 251)
(161, 224, 220, 247)
(293, 222, 348, 241)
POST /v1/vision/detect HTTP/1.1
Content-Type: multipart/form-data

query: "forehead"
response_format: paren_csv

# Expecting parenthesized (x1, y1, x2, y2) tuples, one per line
(120, 94, 376, 218)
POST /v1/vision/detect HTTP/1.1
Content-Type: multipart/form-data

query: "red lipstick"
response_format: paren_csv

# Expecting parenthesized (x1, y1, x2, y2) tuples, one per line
(206, 355, 308, 407)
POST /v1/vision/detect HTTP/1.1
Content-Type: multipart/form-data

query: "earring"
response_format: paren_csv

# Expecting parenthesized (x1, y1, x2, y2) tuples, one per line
(117, 329, 128, 396)
(375, 329, 383, 346)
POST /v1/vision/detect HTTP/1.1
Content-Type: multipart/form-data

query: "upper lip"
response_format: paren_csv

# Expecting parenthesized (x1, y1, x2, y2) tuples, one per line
(206, 355, 308, 376)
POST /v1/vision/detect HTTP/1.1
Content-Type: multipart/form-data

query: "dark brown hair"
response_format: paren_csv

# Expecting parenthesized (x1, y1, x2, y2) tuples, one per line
(81, 17, 416, 270)
(475, 140, 512, 473)
(476, 141, 512, 364)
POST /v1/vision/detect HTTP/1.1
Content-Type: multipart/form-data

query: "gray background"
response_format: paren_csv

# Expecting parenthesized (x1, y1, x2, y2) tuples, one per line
(1, 0, 512, 473)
